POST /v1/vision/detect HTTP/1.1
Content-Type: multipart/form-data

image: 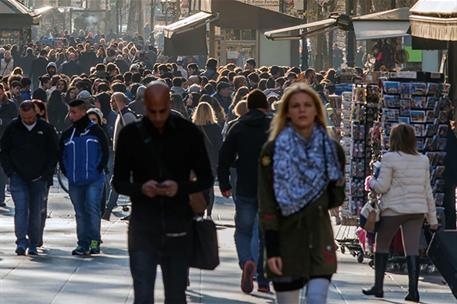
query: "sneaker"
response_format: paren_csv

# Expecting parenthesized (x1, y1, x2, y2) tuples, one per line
(241, 260, 256, 294)
(28, 246, 38, 256)
(89, 240, 100, 255)
(72, 246, 90, 256)
(15, 245, 26, 256)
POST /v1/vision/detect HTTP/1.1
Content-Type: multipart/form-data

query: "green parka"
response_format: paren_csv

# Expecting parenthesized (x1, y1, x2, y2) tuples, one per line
(258, 139, 345, 280)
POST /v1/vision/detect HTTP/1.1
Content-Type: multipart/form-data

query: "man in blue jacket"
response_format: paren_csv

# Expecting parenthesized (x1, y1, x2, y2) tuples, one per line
(59, 99, 109, 256)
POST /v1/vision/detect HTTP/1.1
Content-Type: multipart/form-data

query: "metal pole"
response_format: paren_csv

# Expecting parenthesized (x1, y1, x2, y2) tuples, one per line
(301, 0, 308, 70)
(150, 0, 155, 44)
(346, 0, 355, 67)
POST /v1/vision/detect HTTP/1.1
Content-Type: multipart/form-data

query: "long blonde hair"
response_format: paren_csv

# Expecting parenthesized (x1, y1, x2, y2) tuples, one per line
(192, 102, 217, 126)
(269, 83, 328, 141)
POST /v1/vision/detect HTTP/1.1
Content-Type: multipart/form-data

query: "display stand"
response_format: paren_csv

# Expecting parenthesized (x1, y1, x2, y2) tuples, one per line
(380, 72, 451, 207)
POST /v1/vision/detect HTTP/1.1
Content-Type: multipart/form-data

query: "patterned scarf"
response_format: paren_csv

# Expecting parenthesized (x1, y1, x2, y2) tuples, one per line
(273, 125, 343, 216)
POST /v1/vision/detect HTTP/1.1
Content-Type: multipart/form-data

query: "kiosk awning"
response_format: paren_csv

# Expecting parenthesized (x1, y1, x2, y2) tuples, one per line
(352, 8, 410, 40)
(163, 11, 216, 39)
(264, 18, 337, 41)
(410, 0, 457, 41)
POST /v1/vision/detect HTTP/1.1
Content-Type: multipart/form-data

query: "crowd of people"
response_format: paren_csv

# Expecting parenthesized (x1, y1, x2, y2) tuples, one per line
(0, 33, 454, 304)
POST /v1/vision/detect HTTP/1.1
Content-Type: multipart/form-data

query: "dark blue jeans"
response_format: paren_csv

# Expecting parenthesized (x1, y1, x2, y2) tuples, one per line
(234, 195, 268, 286)
(130, 248, 189, 304)
(69, 176, 104, 250)
(10, 174, 46, 248)
(0, 164, 7, 204)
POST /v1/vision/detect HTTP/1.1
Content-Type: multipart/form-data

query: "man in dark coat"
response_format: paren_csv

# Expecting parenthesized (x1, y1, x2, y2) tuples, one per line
(31, 49, 48, 90)
(0, 101, 58, 255)
(0, 84, 18, 208)
(79, 45, 98, 74)
(112, 81, 213, 303)
(61, 52, 82, 77)
(218, 89, 272, 293)
(20, 47, 35, 78)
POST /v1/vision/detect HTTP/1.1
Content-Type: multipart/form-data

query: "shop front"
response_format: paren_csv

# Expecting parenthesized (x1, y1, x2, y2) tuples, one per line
(0, 0, 38, 46)
(163, 0, 301, 66)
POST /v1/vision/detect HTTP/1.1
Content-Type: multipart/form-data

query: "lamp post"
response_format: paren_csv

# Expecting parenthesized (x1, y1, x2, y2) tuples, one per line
(301, 0, 308, 70)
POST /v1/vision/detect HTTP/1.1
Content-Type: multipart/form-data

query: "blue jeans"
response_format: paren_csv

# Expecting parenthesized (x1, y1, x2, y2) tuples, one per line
(10, 174, 46, 248)
(69, 176, 104, 250)
(234, 195, 268, 286)
(0, 164, 7, 203)
(130, 249, 189, 304)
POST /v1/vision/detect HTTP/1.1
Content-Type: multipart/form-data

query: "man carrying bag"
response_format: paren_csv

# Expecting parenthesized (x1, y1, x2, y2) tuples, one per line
(112, 81, 214, 304)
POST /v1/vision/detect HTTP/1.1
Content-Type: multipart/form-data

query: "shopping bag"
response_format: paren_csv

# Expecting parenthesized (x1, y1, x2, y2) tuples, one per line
(190, 217, 220, 270)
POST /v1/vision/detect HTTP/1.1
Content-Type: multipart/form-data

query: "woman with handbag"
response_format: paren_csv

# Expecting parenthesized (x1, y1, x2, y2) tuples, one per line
(258, 83, 345, 304)
(363, 124, 438, 302)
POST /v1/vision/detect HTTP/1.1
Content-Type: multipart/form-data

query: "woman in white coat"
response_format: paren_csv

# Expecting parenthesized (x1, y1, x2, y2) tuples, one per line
(363, 124, 438, 303)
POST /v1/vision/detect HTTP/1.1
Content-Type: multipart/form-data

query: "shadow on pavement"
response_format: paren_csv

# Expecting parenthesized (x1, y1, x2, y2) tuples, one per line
(186, 289, 274, 304)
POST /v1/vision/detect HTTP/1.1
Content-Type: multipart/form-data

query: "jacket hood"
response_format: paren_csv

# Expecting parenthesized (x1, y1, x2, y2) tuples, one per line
(47, 62, 57, 70)
(238, 109, 269, 127)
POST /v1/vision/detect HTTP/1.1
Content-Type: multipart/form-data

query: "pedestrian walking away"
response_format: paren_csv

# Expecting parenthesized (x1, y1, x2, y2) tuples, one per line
(59, 99, 109, 256)
(0, 101, 58, 255)
(364, 124, 438, 303)
(112, 81, 213, 304)
(218, 89, 272, 294)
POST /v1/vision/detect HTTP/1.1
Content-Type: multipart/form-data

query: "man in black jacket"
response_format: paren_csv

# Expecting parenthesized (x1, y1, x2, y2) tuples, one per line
(61, 52, 82, 77)
(218, 89, 272, 294)
(112, 81, 213, 304)
(31, 49, 49, 90)
(0, 101, 58, 255)
(0, 84, 18, 208)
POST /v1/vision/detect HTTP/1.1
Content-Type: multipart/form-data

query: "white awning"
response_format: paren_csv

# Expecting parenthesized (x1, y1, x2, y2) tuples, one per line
(353, 21, 410, 40)
(264, 18, 337, 41)
(410, 0, 457, 41)
(163, 12, 216, 38)
(352, 7, 410, 41)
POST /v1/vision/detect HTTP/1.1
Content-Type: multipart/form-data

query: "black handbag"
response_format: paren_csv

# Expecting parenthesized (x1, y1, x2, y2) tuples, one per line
(190, 217, 220, 270)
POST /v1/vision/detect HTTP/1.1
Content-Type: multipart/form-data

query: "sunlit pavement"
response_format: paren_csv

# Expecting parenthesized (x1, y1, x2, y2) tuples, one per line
(0, 188, 455, 304)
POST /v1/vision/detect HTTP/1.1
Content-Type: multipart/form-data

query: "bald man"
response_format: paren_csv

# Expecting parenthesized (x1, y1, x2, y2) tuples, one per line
(112, 81, 214, 303)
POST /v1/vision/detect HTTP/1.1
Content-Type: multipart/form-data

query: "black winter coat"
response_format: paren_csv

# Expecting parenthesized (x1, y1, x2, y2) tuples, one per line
(199, 123, 222, 176)
(61, 60, 82, 77)
(0, 99, 18, 139)
(218, 109, 272, 197)
(0, 118, 58, 181)
(112, 116, 213, 251)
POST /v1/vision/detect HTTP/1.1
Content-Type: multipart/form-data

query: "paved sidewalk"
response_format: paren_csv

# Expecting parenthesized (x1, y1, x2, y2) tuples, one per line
(0, 189, 455, 304)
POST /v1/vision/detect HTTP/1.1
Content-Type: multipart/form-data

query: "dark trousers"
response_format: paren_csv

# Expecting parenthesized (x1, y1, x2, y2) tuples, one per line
(130, 247, 189, 304)
(10, 174, 46, 248)
(444, 184, 456, 229)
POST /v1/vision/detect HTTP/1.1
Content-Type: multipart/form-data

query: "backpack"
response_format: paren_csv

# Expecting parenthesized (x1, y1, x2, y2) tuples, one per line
(63, 121, 103, 185)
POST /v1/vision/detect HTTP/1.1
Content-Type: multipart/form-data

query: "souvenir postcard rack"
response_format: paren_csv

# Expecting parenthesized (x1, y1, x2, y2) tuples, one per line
(380, 72, 451, 207)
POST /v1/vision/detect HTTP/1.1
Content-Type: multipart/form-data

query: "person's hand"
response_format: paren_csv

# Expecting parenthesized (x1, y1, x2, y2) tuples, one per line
(222, 190, 232, 198)
(430, 224, 439, 231)
(157, 180, 178, 197)
(267, 257, 283, 276)
(141, 180, 159, 198)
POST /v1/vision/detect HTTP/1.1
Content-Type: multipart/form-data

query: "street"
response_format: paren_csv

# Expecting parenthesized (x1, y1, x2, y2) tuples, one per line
(0, 187, 455, 304)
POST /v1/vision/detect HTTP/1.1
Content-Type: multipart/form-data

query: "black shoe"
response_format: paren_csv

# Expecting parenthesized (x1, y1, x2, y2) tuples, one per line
(28, 246, 38, 256)
(405, 256, 420, 302)
(362, 253, 388, 298)
(72, 246, 90, 256)
(0, 201, 6, 207)
(15, 246, 26, 256)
